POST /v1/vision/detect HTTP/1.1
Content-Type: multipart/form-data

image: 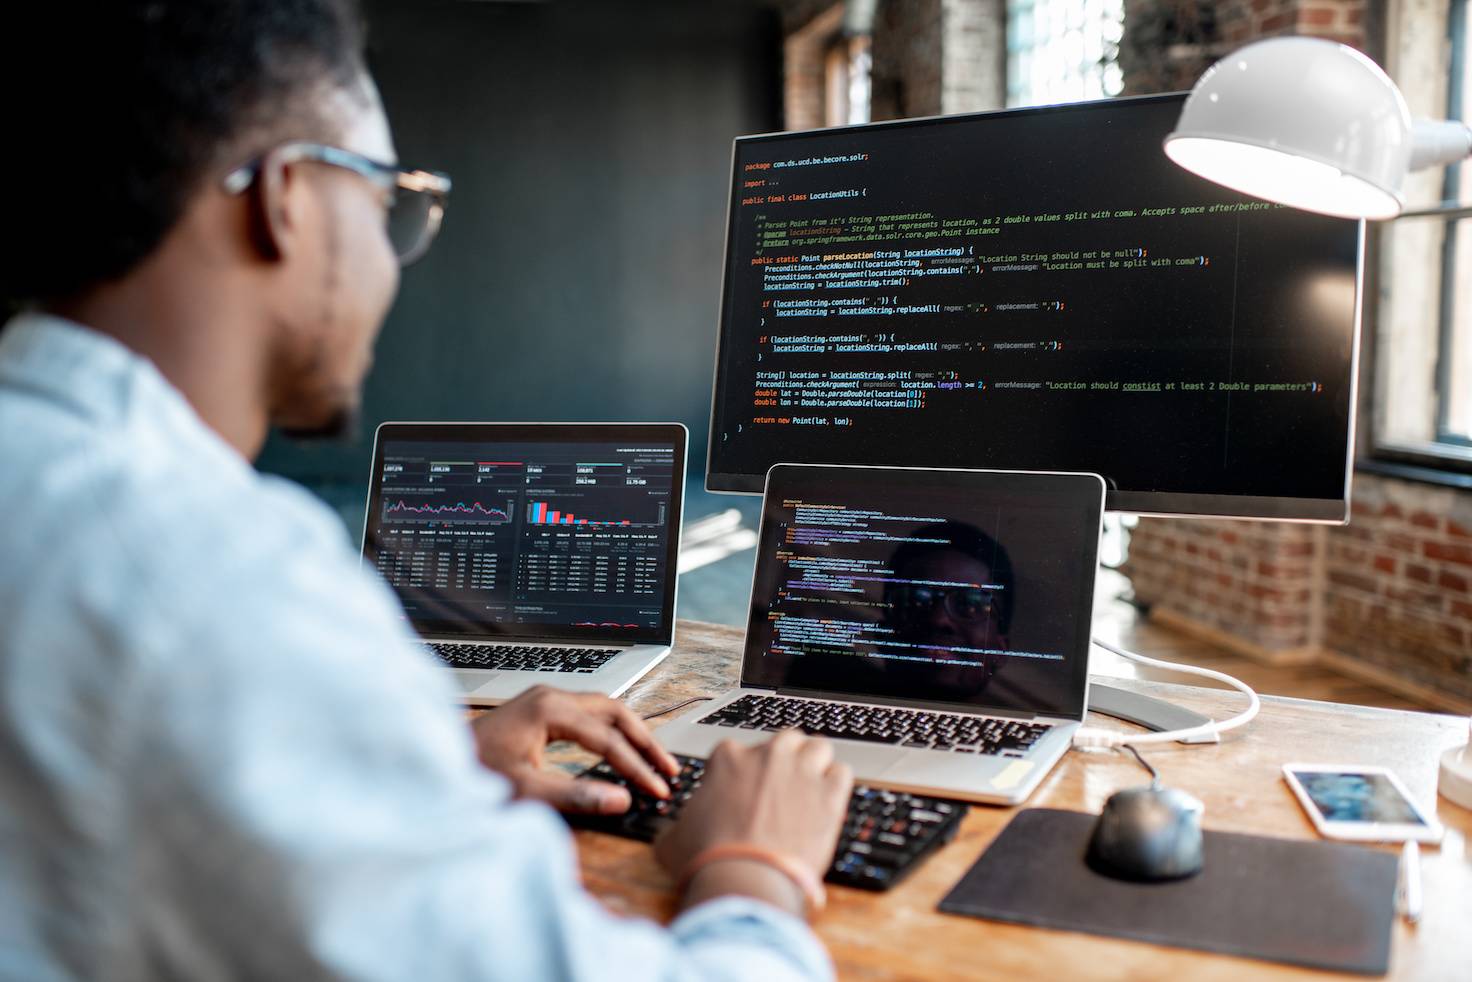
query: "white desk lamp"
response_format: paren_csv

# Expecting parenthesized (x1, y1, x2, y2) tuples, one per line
(1163, 36, 1472, 809)
(1164, 36, 1472, 220)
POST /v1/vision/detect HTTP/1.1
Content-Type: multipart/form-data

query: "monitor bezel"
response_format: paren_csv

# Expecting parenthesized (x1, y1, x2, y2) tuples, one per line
(703, 92, 1362, 525)
(365, 421, 688, 645)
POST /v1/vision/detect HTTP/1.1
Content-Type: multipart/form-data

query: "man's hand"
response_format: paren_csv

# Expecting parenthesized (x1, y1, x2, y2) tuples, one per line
(654, 731, 852, 914)
(471, 686, 679, 815)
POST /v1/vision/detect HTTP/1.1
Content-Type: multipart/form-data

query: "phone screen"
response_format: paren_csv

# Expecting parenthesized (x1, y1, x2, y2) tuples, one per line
(1295, 770, 1427, 825)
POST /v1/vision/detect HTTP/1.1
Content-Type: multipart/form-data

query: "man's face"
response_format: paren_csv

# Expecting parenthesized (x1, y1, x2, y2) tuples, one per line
(269, 77, 401, 439)
(889, 549, 1008, 692)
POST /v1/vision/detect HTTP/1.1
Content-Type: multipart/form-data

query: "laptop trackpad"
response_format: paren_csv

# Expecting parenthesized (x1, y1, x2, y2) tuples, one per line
(827, 742, 910, 779)
(882, 752, 1008, 788)
(453, 671, 501, 694)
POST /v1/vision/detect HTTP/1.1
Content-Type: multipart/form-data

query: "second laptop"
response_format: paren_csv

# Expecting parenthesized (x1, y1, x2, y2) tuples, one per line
(362, 422, 687, 705)
(658, 463, 1103, 804)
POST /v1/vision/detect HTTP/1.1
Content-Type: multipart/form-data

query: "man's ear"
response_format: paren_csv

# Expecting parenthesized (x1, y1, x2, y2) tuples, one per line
(245, 149, 304, 264)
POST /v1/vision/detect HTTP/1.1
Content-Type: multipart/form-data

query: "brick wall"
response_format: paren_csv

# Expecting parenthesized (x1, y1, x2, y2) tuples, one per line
(870, 0, 945, 119)
(1120, 0, 1367, 95)
(868, 0, 1004, 121)
(1126, 473, 1472, 709)
(1324, 474, 1472, 705)
(1124, 520, 1322, 657)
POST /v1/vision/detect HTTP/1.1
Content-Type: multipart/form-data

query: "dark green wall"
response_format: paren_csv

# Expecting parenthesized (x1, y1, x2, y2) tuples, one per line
(257, 0, 781, 498)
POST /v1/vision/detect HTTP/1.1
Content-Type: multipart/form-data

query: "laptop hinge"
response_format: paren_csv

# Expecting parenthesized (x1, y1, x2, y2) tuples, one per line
(773, 687, 1035, 719)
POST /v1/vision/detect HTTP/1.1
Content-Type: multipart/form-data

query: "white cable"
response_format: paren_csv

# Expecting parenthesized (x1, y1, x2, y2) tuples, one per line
(1072, 636, 1261, 749)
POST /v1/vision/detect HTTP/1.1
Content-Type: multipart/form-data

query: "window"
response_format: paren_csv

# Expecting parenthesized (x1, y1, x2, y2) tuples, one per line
(1373, 0, 1472, 471)
(1006, 0, 1124, 108)
(783, 3, 869, 131)
(825, 33, 872, 127)
(1437, 0, 1472, 448)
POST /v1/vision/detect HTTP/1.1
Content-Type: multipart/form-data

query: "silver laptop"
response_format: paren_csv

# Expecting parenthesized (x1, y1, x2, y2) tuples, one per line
(362, 422, 687, 705)
(659, 463, 1103, 804)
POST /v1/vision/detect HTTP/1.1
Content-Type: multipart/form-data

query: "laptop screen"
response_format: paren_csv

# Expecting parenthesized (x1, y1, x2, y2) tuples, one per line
(743, 465, 1102, 719)
(363, 423, 686, 644)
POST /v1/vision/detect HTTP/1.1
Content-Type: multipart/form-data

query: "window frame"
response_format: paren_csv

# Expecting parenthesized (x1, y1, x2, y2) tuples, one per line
(1363, 0, 1472, 482)
(1435, 0, 1470, 451)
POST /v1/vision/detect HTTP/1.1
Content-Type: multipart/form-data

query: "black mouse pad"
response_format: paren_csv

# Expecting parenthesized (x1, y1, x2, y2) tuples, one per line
(938, 808, 1397, 975)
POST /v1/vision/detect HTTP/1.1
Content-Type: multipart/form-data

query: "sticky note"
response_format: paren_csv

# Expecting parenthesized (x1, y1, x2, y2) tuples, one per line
(992, 760, 1035, 790)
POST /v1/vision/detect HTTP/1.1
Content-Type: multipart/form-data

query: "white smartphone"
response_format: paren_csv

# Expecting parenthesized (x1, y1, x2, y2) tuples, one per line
(1282, 764, 1444, 843)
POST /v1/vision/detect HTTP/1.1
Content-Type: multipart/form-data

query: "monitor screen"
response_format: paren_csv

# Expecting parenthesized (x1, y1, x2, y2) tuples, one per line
(742, 465, 1102, 719)
(706, 94, 1362, 520)
(363, 423, 685, 643)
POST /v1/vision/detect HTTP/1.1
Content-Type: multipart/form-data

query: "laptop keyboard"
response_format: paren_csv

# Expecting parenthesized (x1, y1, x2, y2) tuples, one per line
(428, 642, 619, 673)
(568, 754, 968, 891)
(698, 694, 1051, 757)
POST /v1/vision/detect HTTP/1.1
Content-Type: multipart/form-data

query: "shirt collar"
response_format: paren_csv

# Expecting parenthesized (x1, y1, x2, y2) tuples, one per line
(0, 312, 232, 457)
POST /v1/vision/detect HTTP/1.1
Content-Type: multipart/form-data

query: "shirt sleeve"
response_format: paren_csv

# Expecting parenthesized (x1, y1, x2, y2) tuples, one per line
(119, 490, 832, 982)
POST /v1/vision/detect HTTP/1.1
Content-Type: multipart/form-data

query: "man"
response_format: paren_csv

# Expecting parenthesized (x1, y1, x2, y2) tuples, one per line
(0, 3, 851, 979)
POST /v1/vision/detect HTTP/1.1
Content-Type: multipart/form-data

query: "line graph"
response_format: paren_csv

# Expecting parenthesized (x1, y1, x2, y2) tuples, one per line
(383, 499, 513, 523)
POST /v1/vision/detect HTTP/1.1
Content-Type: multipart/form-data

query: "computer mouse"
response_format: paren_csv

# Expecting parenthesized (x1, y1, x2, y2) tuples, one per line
(1086, 785, 1205, 882)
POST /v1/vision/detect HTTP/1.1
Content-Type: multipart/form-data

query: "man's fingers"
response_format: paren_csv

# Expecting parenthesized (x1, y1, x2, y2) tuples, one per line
(556, 696, 675, 796)
(709, 739, 740, 766)
(551, 709, 671, 799)
(825, 760, 854, 800)
(767, 728, 806, 755)
(609, 701, 681, 777)
(796, 734, 835, 772)
(515, 769, 632, 815)
(598, 728, 672, 799)
(525, 691, 675, 796)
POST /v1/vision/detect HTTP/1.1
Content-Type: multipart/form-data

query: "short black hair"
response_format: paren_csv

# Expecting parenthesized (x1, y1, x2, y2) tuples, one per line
(888, 521, 1016, 633)
(1, 1, 367, 306)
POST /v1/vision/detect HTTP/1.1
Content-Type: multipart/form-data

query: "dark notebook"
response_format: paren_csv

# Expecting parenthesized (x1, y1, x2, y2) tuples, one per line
(939, 808, 1398, 975)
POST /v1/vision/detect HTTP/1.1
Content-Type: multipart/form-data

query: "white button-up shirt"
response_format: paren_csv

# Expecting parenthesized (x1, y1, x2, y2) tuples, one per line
(0, 313, 831, 982)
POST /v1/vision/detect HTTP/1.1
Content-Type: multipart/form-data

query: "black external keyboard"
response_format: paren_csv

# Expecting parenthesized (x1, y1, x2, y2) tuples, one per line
(428, 642, 618, 673)
(698, 694, 1051, 757)
(568, 754, 968, 891)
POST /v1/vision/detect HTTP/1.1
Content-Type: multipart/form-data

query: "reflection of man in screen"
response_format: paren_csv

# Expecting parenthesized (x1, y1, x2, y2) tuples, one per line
(882, 522, 1013, 697)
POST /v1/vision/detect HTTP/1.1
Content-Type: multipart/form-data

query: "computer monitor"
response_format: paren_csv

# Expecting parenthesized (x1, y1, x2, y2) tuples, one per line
(705, 93, 1362, 521)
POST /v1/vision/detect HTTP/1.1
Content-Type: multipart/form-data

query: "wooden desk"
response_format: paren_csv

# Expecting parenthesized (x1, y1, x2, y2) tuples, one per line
(571, 621, 1472, 981)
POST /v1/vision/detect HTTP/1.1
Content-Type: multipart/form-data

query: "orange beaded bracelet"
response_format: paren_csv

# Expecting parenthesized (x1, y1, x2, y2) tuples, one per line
(679, 843, 827, 916)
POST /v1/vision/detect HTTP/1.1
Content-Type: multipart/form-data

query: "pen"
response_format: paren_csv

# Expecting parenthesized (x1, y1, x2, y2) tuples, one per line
(1398, 840, 1422, 926)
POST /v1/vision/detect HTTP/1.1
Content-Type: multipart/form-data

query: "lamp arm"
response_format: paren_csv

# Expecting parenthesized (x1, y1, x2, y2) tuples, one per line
(1395, 202, 1472, 220)
(1410, 118, 1472, 172)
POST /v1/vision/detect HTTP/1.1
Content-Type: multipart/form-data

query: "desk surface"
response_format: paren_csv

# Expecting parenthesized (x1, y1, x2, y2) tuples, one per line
(570, 620, 1472, 981)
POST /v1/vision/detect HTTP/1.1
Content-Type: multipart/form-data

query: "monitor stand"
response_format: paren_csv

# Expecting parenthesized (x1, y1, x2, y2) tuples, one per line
(1086, 682, 1219, 744)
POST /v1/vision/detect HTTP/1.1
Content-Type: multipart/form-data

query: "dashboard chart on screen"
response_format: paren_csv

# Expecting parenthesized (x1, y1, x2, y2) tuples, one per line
(364, 437, 679, 635)
(707, 94, 1362, 520)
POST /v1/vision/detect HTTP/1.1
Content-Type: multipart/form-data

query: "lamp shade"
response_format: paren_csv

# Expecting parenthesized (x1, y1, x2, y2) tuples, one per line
(1164, 37, 1413, 220)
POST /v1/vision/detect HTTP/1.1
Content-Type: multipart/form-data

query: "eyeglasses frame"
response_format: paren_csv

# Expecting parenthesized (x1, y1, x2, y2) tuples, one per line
(890, 584, 1001, 624)
(221, 142, 451, 266)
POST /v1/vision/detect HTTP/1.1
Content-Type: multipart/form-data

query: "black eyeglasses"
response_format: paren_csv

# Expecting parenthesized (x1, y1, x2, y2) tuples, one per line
(222, 142, 452, 266)
(890, 585, 999, 623)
